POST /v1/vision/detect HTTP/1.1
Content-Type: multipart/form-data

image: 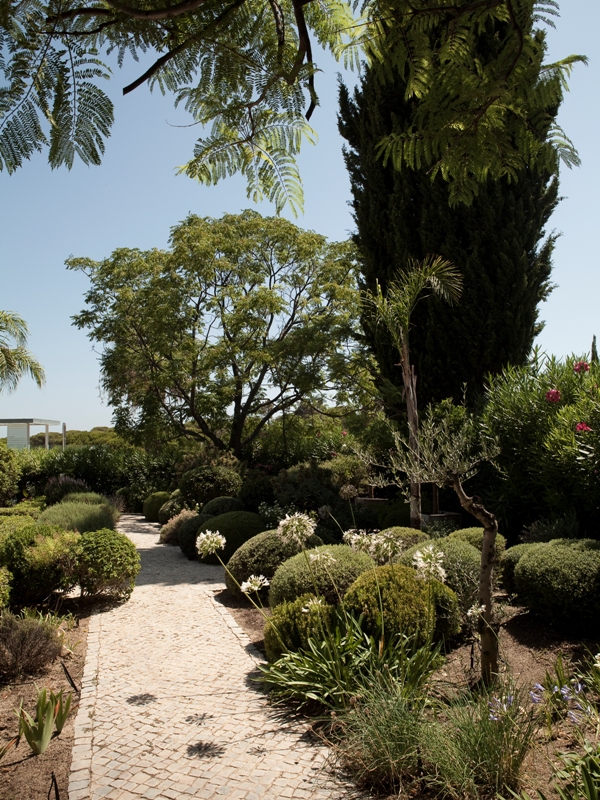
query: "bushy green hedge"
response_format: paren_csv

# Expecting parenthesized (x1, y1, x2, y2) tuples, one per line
(269, 545, 375, 607)
(0, 444, 21, 506)
(39, 501, 119, 533)
(0, 524, 80, 605)
(238, 472, 275, 511)
(400, 538, 481, 615)
(159, 509, 197, 545)
(197, 511, 266, 564)
(61, 492, 110, 505)
(225, 529, 323, 599)
(263, 593, 336, 663)
(0, 567, 11, 607)
(78, 528, 140, 599)
(178, 513, 212, 560)
(514, 542, 600, 627)
(158, 490, 184, 525)
(0, 499, 44, 519)
(382, 527, 430, 556)
(143, 492, 170, 523)
(202, 496, 245, 517)
(179, 466, 242, 507)
(499, 543, 544, 595)
(344, 564, 460, 644)
(447, 527, 507, 559)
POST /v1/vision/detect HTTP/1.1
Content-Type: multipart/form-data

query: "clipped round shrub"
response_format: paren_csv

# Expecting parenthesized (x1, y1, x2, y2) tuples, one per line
(203, 496, 245, 517)
(143, 492, 171, 523)
(159, 509, 197, 545)
(382, 526, 430, 550)
(178, 513, 212, 560)
(78, 528, 141, 599)
(0, 524, 81, 605)
(514, 544, 600, 627)
(197, 511, 266, 564)
(225, 529, 323, 599)
(0, 567, 11, 607)
(44, 476, 90, 506)
(499, 543, 545, 595)
(269, 545, 375, 607)
(39, 501, 119, 532)
(548, 538, 600, 551)
(178, 466, 242, 507)
(447, 527, 507, 559)
(158, 490, 184, 525)
(238, 473, 275, 511)
(264, 593, 336, 663)
(400, 538, 481, 615)
(344, 564, 460, 644)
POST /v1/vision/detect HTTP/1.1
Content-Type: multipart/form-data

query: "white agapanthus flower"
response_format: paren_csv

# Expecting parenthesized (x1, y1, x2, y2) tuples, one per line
(240, 574, 270, 594)
(467, 604, 486, 620)
(309, 551, 337, 565)
(594, 653, 600, 671)
(413, 544, 446, 583)
(196, 530, 226, 558)
(343, 529, 369, 551)
(277, 513, 317, 546)
(301, 597, 325, 613)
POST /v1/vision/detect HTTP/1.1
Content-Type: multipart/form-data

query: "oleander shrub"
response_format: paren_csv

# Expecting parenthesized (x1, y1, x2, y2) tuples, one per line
(500, 544, 545, 595)
(0, 611, 63, 677)
(78, 528, 141, 599)
(203, 496, 245, 517)
(143, 491, 171, 523)
(238, 472, 275, 511)
(178, 466, 242, 507)
(263, 593, 336, 663)
(225, 529, 323, 599)
(400, 539, 481, 616)
(0, 567, 10, 607)
(0, 444, 21, 506)
(197, 511, 266, 564)
(44, 475, 90, 505)
(158, 490, 184, 525)
(447, 528, 507, 559)
(0, 524, 81, 605)
(178, 513, 212, 560)
(514, 543, 600, 628)
(269, 545, 375, 607)
(39, 501, 119, 532)
(159, 509, 197, 545)
(344, 564, 460, 644)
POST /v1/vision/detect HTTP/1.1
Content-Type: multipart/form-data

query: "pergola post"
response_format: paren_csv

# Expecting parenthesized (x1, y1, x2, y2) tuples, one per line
(45, 424, 49, 450)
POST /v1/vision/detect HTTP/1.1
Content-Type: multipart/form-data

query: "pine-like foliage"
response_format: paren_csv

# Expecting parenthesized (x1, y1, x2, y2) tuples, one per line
(338, 20, 560, 407)
(0, 0, 584, 212)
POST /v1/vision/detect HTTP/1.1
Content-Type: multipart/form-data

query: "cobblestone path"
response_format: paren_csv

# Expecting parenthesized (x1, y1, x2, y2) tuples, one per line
(68, 515, 352, 800)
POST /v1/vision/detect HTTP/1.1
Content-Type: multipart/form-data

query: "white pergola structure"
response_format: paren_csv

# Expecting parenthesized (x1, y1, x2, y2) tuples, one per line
(0, 418, 62, 450)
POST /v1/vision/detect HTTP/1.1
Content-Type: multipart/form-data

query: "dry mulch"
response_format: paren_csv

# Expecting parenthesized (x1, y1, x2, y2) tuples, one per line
(0, 603, 91, 800)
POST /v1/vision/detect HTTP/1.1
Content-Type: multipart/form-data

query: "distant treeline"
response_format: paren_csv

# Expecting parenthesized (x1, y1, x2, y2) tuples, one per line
(0, 427, 123, 449)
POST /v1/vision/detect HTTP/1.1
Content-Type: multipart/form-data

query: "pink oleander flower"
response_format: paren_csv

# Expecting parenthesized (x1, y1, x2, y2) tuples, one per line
(576, 422, 592, 432)
(546, 389, 561, 403)
(574, 361, 590, 373)
(341, 430, 348, 437)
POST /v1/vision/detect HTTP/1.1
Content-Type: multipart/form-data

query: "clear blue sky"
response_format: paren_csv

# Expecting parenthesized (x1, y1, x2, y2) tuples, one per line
(0, 2, 598, 431)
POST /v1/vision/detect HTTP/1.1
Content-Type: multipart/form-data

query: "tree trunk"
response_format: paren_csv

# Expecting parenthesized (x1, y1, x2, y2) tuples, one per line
(451, 473, 499, 685)
(402, 346, 421, 530)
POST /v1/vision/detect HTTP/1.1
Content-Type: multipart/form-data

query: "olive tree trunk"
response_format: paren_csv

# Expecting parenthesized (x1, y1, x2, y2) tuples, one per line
(451, 472, 499, 685)
(402, 343, 421, 530)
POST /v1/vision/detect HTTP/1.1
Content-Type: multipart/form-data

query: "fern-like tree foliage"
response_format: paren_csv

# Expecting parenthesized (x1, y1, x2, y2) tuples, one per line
(0, 0, 585, 211)
(0, 311, 45, 393)
(69, 210, 365, 457)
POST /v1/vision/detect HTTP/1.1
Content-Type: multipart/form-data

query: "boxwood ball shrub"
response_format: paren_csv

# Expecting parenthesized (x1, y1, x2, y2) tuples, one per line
(344, 564, 460, 644)
(143, 492, 171, 523)
(263, 593, 336, 663)
(499, 543, 545, 595)
(225, 529, 323, 599)
(178, 513, 212, 560)
(159, 509, 197, 545)
(447, 527, 507, 559)
(197, 511, 266, 564)
(269, 545, 375, 607)
(202, 496, 245, 517)
(78, 528, 141, 599)
(514, 544, 600, 628)
(39, 501, 119, 533)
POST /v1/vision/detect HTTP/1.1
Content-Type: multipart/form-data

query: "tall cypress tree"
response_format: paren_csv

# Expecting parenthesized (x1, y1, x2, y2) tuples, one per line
(338, 42, 560, 408)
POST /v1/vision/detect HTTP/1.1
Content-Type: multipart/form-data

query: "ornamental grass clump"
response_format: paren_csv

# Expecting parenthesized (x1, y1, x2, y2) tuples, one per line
(159, 509, 197, 545)
(0, 611, 63, 677)
(39, 500, 119, 533)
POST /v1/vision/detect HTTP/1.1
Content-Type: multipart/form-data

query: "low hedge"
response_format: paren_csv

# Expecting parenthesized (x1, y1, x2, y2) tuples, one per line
(78, 528, 140, 599)
(263, 593, 336, 663)
(39, 501, 119, 533)
(269, 545, 375, 607)
(514, 543, 600, 628)
(499, 543, 544, 595)
(143, 492, 171, 523)
(178, 513, 212, 560)
(159, 509, 197, 545)
(344, 564, 460, 644)
(0, 567, 11, 607)
(225, 529, 323, 599)
(447, 527, 507, 560)
(197, 511, 266, 564)
(203, 496, 245, 517)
